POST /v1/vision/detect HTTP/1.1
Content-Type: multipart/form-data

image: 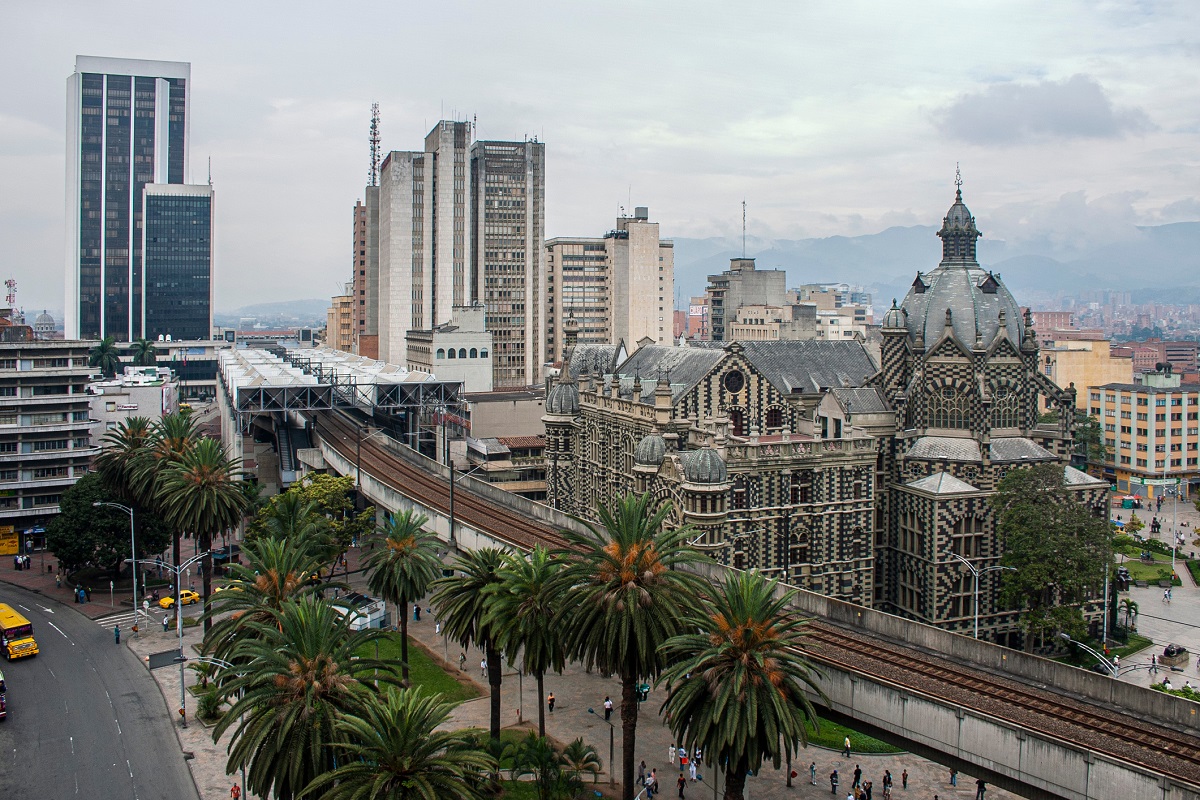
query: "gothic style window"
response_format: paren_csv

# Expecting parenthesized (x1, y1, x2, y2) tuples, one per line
(928, 384, 968, 429)
(766, 406, 784, 429)
(991, 383, 1019, 428)
(729, 408, 745, 437)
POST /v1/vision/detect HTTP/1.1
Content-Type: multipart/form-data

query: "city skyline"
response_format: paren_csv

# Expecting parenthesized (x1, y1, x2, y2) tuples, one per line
(2, 1, 1199, 315)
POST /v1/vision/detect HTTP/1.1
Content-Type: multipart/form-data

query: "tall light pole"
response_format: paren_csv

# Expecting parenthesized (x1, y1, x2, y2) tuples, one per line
(587, 707, 615, 786)
(194, 655, 250, 798)
(136, 550, 212, 727)
(947, 552, 1017, 640)
(1059, 632, 1118, 676)
(94, 501, 138, 638)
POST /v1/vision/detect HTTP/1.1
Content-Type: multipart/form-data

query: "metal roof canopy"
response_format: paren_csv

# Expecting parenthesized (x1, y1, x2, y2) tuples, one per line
(281, 348, 464, 411)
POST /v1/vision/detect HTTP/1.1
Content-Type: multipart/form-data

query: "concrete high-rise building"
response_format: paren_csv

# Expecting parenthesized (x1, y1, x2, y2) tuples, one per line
(326, 284, 354, 353)
(374, 121, 545, 387)
(704, 258, 787, 342)
(545, 208, 673, 363)
(65, 56, 190, 341)
(471, 139, 545, 387)
(142, 183, 212, 341)
(352, 190, 379, 358)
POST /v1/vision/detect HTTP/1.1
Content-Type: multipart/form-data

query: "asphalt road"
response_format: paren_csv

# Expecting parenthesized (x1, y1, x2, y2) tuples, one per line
(0, 583, 199, 800)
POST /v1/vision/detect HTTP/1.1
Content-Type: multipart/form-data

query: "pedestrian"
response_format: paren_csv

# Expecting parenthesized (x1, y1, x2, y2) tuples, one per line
(811, 762, 818, 785)
(459, 651, 467, 672)
(604, 695, 613, 720)
(1164, 588, 1170, 604)
(413, 603, 421, 621)
(853, 764, 862, 788)
(114, 624, 120, 645)
(480, 658, 487, 677)
(843, 736, 851, 757)
(85, 585, 92, 601)
(231, 783, 241, 799)
(669, 744, 676, 765)
(950, 768, 957, 787)
(884, 770, 892, 790)
(547, 692, 555, 713)
(163, 616, 169, 632)
(1164, 677, 1173, 690)
(648, 769, 658, 798)
(864, 779, 874, 800)
(1113, 654, 1120, 671)
(1151, 654, 1158, 674)
(12, 555, 18, 571)
(975, 778, 987, 799)
(689, 759, 697, 782)
(694, 747, 702, 766)
(677, 774, 686, 798)
(434, 622, 441, 636)
(902, 768, 908, 789)
(55, 574, 61, 589)
(679, 749, 689, 773)
(831, 769, 840, 794)
(638, 760, 646, 786)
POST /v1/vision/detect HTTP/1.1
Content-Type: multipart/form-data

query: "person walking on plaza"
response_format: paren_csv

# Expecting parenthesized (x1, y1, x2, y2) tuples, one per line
(669, 743, 677, 766)
(677, 774, 686, 797)
(459, 651, 467, 672)
(689, 758, 697, 782)
(647, 769, 658, 797)
(1151, 654, 1159, 674)
(902, 768, 908, 789)
(480, 658, 487, 678)
(950, 768, 958, 787)
(163, 615, 169, 632)
(603, 695, 613, 720)
(831, 769, 840, 794)
(638, 760, 646, 787)
(413, 602, 421, 621)
(843, 736, 851, 757)
(852, 764, 862, 788)
(975, 778, 987, 799)
(679, 748, 689, 773)
(810, 762, 817, 784)
(547, 692, 555, 713)
(230, 783, 241, 799)
(114, 625, 120, 645)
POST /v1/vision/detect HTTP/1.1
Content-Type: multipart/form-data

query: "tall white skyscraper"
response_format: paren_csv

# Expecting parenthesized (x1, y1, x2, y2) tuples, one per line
(65, 56, 190, 341)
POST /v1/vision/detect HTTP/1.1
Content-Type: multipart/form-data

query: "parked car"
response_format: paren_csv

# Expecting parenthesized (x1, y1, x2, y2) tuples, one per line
(159, 589, 200, 609)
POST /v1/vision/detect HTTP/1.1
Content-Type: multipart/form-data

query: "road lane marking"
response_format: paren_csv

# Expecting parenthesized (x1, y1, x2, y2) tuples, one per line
(18, 603, 30, 612)
(127, 759, 133, 777)
(47, 621, 72, 642)
(47, 668, 56, 679)
(70, 737, 74, 755)
(115, 718, 122, 735)
(38, 604, 54, 613)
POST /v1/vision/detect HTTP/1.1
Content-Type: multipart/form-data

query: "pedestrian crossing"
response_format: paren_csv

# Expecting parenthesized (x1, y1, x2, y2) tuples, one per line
(95, 609, 156, 628)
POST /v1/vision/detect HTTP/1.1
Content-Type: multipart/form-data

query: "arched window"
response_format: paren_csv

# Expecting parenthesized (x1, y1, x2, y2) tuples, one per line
(447, 349, 457, 359)
(766, 406, 784, 429)
(436, 349, 445, 359)
(469, 348, 478, 358)
(480, 349, 489, 358)
(458, 348, 467, 359)
(928, 384, 968, 429)
(729, 408, 745, 437)
(991, 383, 1020, 428)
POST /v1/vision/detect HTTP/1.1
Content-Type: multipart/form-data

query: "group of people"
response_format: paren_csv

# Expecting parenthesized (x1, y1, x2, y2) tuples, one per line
(828, 764, 904, 799)
(11, 555, 32, 571)
(638, 745, 703, 797)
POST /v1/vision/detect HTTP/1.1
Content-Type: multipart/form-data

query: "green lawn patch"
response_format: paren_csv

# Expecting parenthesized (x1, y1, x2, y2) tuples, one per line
(1187, 560, 1200, 586)
(1122, 560, 1181, 585)
(356, 633, 480, 704)
(1053, 633, 1152, 669)
(805, 715, 903, 754)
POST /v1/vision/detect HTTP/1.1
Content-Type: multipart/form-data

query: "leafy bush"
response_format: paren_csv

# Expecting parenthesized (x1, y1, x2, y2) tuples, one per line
(197, 688, 223, 722)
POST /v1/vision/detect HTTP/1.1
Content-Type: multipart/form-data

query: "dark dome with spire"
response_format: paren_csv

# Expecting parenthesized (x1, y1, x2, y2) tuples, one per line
(899, 177, 1024, 349)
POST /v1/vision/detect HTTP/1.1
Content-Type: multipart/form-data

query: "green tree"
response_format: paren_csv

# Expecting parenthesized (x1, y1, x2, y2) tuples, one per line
(1073, 412, 1108, 464)
(249, 492, 333, 554)
(993, 464, 1113, 651)
(301, 688, 494, 800)
(659, 571, 825, 800)
(88, 335, 122, 378)
(510, 732, 581, 800)
(431, 547, 508, 743)
(94, 416, 155, 506)
(552, 492, 706, 800)
(560, 738, 602, 789)
(364, 509, 442, 684)
(246, 474, 374, 575)
(157, 438, 248, 632)
(201, 537, 328, 662)
(129, 337, 157, 366)
(133, 413, 199, 604)
(486, 545, 565, 737)
(1120, 597, 1139, 629)
(215, 597, 399, 800)
(45, 472, 173, 574)
(1126, 511, 1145, 537)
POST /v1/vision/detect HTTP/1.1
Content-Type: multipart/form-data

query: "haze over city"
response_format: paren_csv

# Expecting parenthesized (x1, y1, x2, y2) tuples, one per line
(2, 0, 1198, 314)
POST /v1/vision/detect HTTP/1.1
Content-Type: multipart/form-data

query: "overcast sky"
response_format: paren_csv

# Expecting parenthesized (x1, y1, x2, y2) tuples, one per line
(2, 1, 1197, 314)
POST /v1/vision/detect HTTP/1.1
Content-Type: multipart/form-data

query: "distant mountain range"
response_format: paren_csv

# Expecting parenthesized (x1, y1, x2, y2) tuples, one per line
(215, 221, 1200, 323)
(672, 221, 1200, 310)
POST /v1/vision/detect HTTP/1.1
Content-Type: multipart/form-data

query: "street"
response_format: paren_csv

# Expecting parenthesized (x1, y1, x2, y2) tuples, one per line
(0, 583, 198, 800)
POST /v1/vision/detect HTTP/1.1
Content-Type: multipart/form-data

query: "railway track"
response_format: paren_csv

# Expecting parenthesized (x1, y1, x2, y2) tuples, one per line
(313, 410, 1200, 789)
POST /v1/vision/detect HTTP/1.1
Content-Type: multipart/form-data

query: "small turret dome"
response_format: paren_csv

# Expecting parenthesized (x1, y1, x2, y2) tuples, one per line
(680, 448, 728, 484)
(545, 382, 579, 415)
(634, 433, 667, 466)
(882, 300, 904, 329)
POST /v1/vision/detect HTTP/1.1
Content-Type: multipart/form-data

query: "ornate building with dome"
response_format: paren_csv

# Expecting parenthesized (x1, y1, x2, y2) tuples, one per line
(544, 184, 1109, 642)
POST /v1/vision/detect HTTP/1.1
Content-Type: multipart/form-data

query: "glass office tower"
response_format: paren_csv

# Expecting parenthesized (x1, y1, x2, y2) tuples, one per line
(65, 56, 190, 340)
(142, 184, 213, 342)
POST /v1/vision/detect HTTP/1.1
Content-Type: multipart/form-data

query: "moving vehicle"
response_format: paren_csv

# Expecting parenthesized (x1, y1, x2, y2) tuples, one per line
(159, 589, 200, 609)
(0, 603, 39, 660)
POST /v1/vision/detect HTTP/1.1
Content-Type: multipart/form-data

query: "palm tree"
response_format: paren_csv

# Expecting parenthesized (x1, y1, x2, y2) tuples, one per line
(200, 537, 327, 662)
(552, 492, 707, 800)
(255, 491, 333, 553)
(561, 737, 602, 788)
(129, 337, 157, 366)
(133, 413, 198, 604)
(157, 438, 248, 632)
(94, 416, 155, 503)
(1121, 597, 1139, 629)
(364, 509, 442, 684)
(659, 571, 825, 800)
(300, 688, 494, 800)
(486, 545, 565, 737)
(431, 546, 508, 743)
(215, 597, 400, 800)
(88, 335, 121, 378)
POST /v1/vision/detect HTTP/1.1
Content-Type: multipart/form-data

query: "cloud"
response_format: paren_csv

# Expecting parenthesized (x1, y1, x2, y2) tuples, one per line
(935, 74, 1154, 144)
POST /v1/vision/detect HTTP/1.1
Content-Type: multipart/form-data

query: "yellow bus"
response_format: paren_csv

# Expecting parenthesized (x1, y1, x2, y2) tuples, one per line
(0, 603, 38, 660)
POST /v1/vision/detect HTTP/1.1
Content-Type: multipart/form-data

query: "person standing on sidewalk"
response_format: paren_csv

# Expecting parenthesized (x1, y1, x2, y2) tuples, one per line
(603, 695, 613, 720)
(843, 736, 851, 757)
(669, 744, 676, 767)
(547, 692, 555, 713)
(114, 625, 120, 645)
(638, 760, 646, 787)
(831, 769, 839, 794)
(676, 774, 686, 798)
(901, 769, 908, 789)
(810, 762, 817, 784)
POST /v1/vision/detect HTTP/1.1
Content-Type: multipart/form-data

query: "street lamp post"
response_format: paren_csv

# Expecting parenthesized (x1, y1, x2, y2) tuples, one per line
(1059, 632, 1118, 676)
(93, 501, 138, 638)
(947, 553, 1016, 640)
(587, 707, 615, 786)
(135, 550, 213, 727)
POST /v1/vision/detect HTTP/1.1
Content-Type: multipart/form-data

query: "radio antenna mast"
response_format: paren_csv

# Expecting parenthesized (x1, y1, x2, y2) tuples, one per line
(742, 199, 747, 258)
(369, 103, 381, 187)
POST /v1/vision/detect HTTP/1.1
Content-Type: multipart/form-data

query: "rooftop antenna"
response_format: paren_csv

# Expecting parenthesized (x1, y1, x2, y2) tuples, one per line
(207, 156, 212, 187)
(955, 162, 962, 199)
(742, 199, 747, 257)
(4, 278, 15, 307)
(369, 103, 381, 187)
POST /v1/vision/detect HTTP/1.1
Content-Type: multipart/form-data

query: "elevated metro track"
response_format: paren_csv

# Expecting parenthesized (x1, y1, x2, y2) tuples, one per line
(313, 410, 1200, 796)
